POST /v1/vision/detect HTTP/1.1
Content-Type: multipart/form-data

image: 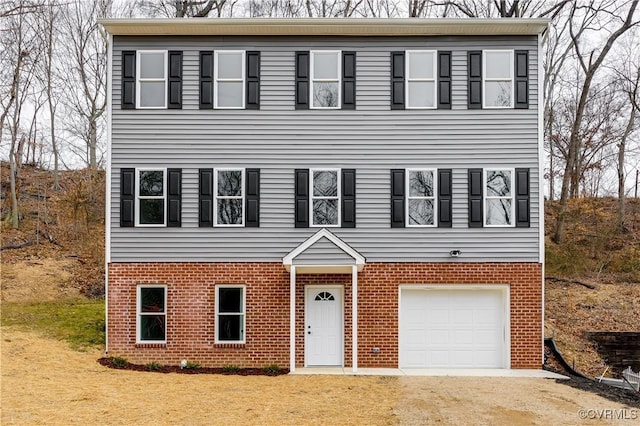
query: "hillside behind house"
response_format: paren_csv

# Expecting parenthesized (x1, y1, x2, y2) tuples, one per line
(1, 165, 638, 377)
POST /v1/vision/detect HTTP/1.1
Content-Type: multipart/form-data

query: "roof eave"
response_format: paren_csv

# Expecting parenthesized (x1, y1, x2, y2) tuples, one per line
(98, 18, 549, 37)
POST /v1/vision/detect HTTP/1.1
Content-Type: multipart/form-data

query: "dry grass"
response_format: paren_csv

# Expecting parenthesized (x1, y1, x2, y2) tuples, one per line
(3, 328, 638, 426)
(1, 328, 398, 425)
(545, 280, 640, 378)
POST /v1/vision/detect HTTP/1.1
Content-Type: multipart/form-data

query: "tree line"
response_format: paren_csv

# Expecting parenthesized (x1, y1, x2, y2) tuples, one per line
(1, 0, 639, 243)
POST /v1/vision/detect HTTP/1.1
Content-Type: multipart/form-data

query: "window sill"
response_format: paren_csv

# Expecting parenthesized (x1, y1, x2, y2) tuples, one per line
(213, 342, 246, 348)
(135, 343, 167, 348)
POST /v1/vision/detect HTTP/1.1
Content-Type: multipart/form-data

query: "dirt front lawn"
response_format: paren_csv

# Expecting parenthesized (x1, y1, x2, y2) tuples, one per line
(2, 327, 638, 425)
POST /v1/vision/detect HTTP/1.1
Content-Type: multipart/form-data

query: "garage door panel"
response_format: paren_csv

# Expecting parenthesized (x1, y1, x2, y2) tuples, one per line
(400, 288, 507, 369)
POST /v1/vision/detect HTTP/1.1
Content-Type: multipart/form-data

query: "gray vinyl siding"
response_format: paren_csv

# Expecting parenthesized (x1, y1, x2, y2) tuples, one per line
(110, 35, 541, 263)
(293, 237, 357, 265)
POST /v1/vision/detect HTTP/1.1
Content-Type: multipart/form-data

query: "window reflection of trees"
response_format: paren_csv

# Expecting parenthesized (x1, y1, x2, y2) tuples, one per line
(313, 82, 338, 108)
(313, 171, 338, 225)
(408, 171, 435, 225)
(486, 170, 512, 225)
(217, 170, 243, 224)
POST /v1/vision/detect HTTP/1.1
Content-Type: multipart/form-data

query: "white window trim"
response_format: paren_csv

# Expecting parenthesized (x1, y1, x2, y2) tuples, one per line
(405, 50, 437, 110)
(484, 167, 516, 228)
(134, 167, 167, 227)
(215, 284, 246, 344)
(310, 168, 341, 227)
(406, 168, 437, 228)
(482, 50, 514, 109)
(310, 50, 341, 110)
(214, 50, 246, 109)
(136, 284, 167, 344)
(135, 50, 167, 109)
(214, 168, 245, 227)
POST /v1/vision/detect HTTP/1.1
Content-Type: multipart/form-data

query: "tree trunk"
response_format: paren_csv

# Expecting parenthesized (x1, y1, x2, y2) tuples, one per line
(618, 108, 635, 232)
(89, 117, 97, 169)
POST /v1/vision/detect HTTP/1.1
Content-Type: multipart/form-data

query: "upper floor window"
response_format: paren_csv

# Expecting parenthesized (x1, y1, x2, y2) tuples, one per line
(406, 51, 437, 109)
(311, 169, 340, 226)
(311, 51, 341, 109)
(294, 168, 355, 228)
(407, 169, 437, 226)
(295, 51, 355, 110)
(137, 51, 167, 109)
(391, 50, 451, 110)
(483, 50, 513, 108)
(214, 51, 246, 109)
(136, 168, 166, 226)
(215, 168, 244, 226)
(391, 168, 451, 228)
(468, 167, 529, 228)
(137, 285, 167, 344)
(484, 168, 514, 226)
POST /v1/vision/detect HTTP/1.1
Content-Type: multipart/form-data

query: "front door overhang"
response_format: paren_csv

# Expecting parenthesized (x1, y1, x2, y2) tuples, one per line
(283, 229, 365, 373)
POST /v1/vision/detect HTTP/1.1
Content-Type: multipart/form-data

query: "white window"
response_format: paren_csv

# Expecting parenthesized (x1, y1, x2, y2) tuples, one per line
(136, 51, 167, 109)
(137, 285, 167, 343)
(311, 51, 341, 109)
(483, 50, 513, 108)
(311, 169, 340, 227)
(214, 51, 245, 109)
(215, 285, 245, 343)
(215, 168, 244, 226)
(406, 51, 437, 109)
(135, 168, 166, 227)
(484, 168, 515, 227)
(407, 169, 437, 226)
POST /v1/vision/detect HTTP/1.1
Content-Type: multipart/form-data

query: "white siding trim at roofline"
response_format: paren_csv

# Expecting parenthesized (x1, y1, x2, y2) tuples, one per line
(99, 18, 548, 37)
(105, 33, 113, 356)
(538, 32, 546, 364)
(283, 228, 366, 271)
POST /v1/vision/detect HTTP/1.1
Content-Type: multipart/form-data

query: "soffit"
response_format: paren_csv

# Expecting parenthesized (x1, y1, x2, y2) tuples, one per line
(99, 18, 548, 37)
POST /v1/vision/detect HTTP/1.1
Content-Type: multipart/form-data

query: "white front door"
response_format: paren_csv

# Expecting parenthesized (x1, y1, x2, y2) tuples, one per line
(305, 286, 343, 366)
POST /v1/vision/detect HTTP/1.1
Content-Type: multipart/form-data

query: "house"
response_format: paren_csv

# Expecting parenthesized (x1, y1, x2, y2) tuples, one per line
(100, 18, 548, 372)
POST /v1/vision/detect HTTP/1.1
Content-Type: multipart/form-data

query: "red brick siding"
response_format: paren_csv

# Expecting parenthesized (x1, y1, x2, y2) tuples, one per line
(107, 262, 542, 369)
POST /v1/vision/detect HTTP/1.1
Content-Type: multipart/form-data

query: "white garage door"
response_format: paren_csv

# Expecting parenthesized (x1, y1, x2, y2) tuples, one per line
(399, 288, 508, 368)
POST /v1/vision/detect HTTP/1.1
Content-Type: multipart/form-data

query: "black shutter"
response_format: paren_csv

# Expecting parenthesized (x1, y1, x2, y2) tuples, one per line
(121, 51, 136, 109)
(245, 168, 260, 227)
(167, 168, 182, 227)
(468, 168, 483, 228)
(199, 168, 213, 227)
(468, 51, 482, 109)
(342, 51, 356, 110)
(390, 169, 405, 228)
(438, 51, 452, 109)
(199, 51, 214, 109)
(295, 52, 310, 109)
(168, 51, 182, 109)
(438, 169, 452, 228)
(515, 50, 529, 109)
(246, 51, 260, 110)
(515, 168, 530, 227)
(341, 169, 356, 228)
(120, 168, 135, 227)
(294, 169, 309, 228)
(391, 51, 405, 110)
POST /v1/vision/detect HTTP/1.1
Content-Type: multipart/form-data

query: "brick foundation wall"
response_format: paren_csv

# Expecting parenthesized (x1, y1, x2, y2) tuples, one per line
(107, 262, 542, 369)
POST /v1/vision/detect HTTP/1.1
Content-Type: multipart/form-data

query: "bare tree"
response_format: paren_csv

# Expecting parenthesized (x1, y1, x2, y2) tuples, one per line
(36, 0, 62, 187)
(554, 0, 639, 243)
(1, 0, 42, 228)
(135, 0, 229, 17)
(612, 34, 640, 231)
(59, 0, 110, 170)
